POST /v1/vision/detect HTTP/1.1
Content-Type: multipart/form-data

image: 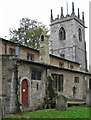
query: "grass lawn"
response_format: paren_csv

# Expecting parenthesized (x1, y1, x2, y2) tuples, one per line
(4, 106, 91, 119)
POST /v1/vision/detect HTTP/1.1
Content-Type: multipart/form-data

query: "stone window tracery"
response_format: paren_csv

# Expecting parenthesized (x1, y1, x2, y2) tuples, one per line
(78, 28, 82, 41)
(52, 74, 63, 92)
(59, 27, 66, 40)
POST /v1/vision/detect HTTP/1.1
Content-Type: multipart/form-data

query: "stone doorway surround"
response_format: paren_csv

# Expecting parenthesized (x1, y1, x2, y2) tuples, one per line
(21, 80, 28, 107)
(20, 77, 31, 107)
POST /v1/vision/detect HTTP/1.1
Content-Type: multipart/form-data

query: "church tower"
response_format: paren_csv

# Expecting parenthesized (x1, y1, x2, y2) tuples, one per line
(50, 2, 87, 71)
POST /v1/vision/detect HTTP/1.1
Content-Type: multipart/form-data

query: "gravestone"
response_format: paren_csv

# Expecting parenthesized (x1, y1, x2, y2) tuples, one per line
(86, 89, 91, 106)
(56, 94, 68, 110)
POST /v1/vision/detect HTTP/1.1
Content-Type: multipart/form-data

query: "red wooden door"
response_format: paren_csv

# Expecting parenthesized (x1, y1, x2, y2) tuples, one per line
(22, 80, 28, 107)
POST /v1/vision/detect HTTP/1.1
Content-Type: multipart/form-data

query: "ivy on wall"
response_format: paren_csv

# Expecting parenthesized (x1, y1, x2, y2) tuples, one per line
(48, 75, 58, 96)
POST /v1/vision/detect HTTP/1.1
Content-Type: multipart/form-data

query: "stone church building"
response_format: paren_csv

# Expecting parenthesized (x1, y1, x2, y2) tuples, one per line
(0, 2, 91, 115)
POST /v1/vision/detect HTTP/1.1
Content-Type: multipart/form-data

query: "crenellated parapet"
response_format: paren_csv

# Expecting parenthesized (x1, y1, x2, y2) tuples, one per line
(50, 2, 85, 27)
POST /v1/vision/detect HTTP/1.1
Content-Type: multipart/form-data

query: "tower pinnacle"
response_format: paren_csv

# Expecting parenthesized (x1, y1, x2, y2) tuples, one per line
(78, 8, 80, 19)
(72, 2, 75, 15)
(61, 7, 64, 18)
(50, 9, 53, 22)
(82, 12, 84, 23)
(66, 0, 68, 15)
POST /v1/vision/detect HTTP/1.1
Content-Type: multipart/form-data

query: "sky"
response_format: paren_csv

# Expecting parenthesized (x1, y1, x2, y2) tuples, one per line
(0, 0, 90, 67)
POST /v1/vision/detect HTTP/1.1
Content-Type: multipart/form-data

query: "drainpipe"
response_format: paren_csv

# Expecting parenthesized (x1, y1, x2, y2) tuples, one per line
(15, 43, 19, 57)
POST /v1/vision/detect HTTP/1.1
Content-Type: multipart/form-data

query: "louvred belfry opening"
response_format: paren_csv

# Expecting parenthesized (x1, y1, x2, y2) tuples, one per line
(21, 80, 28, 107)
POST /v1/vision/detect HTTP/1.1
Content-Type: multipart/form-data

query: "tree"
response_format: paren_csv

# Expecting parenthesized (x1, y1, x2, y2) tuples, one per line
(9, 18, 49, 48)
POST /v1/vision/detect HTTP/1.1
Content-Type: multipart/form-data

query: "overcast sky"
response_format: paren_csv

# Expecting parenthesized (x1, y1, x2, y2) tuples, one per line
(0, 0, 90, 67)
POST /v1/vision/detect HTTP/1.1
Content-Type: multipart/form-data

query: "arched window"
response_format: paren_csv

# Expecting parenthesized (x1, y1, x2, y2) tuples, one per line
(59, 27, 66, 40)
(78, 28, 82, 41)
(41, 35, 44, 41)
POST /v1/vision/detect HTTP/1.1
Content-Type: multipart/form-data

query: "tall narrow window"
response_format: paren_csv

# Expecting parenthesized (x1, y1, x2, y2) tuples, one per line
(59, 27, 66, 40)
(37, 83, 39, 90)
(5, 44, 7, 55)
(60, 75, 63, 92)
(15, 46, 19, 56)
(78, 28, 82, 41)
(73, 86, 76, 98)
(55, 76, 57, 90)
(89, 79, 91, 89)
(58, 76, 61, 92)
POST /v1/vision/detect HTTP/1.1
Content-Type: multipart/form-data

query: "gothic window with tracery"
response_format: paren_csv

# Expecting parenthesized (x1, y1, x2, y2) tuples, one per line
(59, 27, 66, 40)
(52, 74, 63, 92)
(78, 28, 82, 41)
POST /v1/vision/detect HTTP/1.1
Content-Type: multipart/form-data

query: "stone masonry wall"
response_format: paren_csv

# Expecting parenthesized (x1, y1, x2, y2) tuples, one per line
(1, 40, 39, 62)
(50, 16, 87, 71)
(17, 60, 47, 110)
(2, 55, 19, 114)
(50, 68, 91, 100)
(1, 55, 91, 114)
(1, 55, 48, 114)
(0, 55, 3, 119)
(1, 38, 81, 71)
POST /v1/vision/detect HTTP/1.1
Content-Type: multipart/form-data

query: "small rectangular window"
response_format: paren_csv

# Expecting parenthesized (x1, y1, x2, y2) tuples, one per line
(31, 70, 36, 80)
(59, 62, 64, 68)
(74, 77, 79, 83)
(9, 48, 15, 55)
(60, 54, 65, 58)
(70, 65, 74, 69)
(27, 53, 33, 61)
(31, 70, 41, 80)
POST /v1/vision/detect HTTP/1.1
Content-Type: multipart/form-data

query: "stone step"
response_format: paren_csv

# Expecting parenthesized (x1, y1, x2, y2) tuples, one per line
(68, 98, 86, 102)
(67, 101, 86, 104)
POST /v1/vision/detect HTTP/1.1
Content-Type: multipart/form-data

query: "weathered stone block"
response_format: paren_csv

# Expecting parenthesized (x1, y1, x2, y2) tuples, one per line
(86, 89, 91, 107)
(56, 94, 68, 110)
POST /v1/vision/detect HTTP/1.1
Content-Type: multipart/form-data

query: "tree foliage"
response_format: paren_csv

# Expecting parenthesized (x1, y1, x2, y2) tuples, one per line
(9, 18, 49, 48)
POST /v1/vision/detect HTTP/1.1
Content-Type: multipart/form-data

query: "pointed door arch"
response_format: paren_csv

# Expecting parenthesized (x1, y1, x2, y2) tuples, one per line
(21, 79, 28, 107)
